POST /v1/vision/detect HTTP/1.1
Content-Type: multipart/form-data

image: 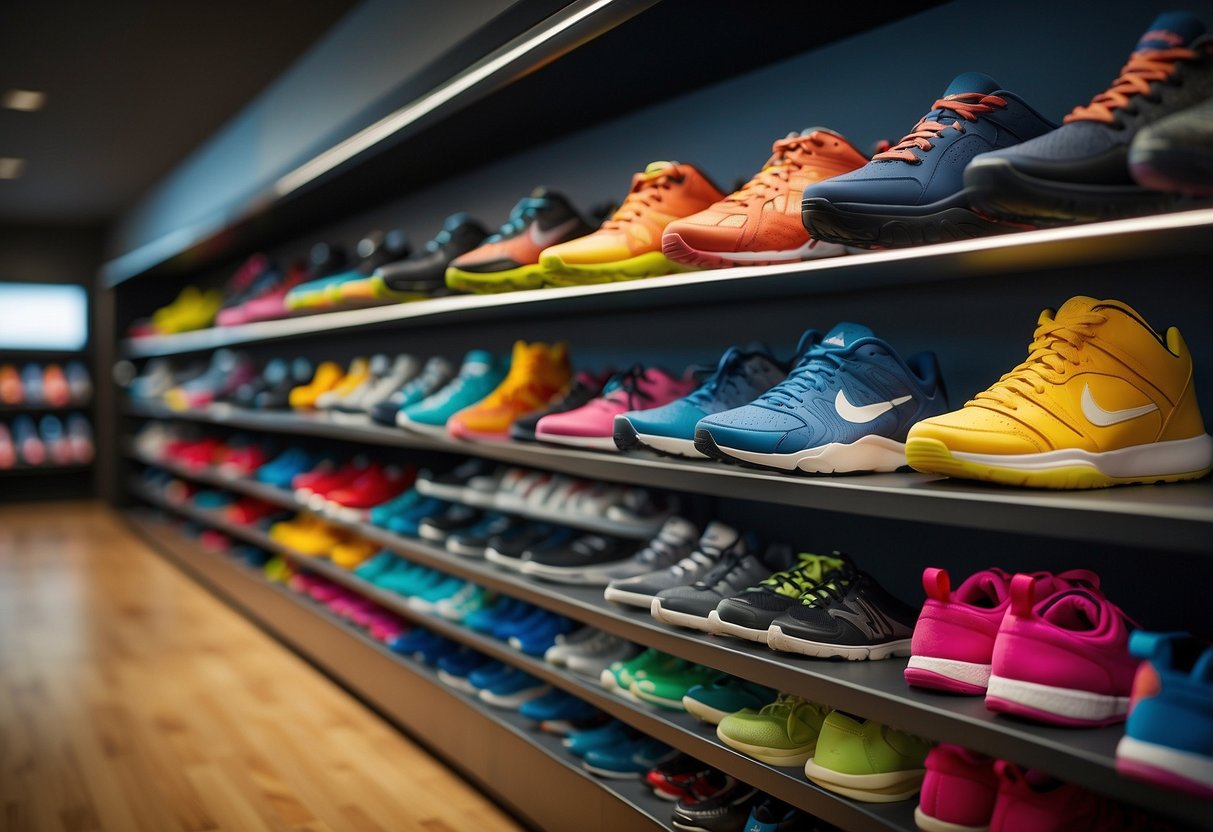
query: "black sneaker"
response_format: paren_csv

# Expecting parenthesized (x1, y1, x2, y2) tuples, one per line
(766, 570, 917, 660)
(651, 543, 795, 633)
(1130, 95, 1213, 196)
(484, 523, 572, 571)
(445, 513, 525, 558)
(965, 11, 1213, 226)
(708, 552, 850, 644)
(417, 503, 481, 543)
(744, 795, 811, 831)
(378, 213, 489, 297)
(603, 522, 743, 610)
(519, 534, 637, 585)
(509, 370, 610, 442)
(248, 358, 313, 410)
(670, 780, 758, 832)
(415, 458, 500, 503)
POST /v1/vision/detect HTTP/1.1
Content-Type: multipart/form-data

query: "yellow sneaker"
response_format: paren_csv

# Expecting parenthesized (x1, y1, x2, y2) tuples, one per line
(289, 362, 345, 410)
(446, 340, 572, 440)
(152, 286, 224, 333)
(315, 357, 370, 409)
(330, 538, 378, 569)
(906, 296, 1213, 489)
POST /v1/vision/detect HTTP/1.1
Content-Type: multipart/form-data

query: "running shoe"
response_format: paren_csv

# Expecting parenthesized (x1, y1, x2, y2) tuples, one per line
(417, 503, 481, 543)
(446, 340, 571, 440)
(767, 569, 918, 660)
(613, 341, 791, 458)
(341, 213, 489, 302)
(803, 73, 1056, 248)
(369, 356, 455, 426)
(336, 354, 419, 414)
(916, 744, 999, 832)
(509, 370, 612, 442)
(222, 257, 313, 326)
(444, 512, 520, 558)
(582, 738, 678, 779)
(1130, 95, 1213, 196)
(664, 128, 865, 267)
(520, 533, 637, 585)
(716, 693, 829, 767)
(519, 690, 605, 735)
(594, 516, 699, 583)
(651, 543, 795, 632)
(599, 648, 677, 698)
(906, 296, 1213, 488)
(804, 711, 931, 803)
(435, 647, 494, 694)
(709, 551, 850, 643)
(681, 676, 776, 725)
(989, 761, 1160, 832)
(540, 161, 724, 284)
(289, 361, 345, 410)
(445, 189, 593, 293)
(314, 357, 371, 410)
(149, 285, 224, 334)
(742, 796, 805, 832)
(670, 781, 760, 832)
(286, 230, 409, 310)
(397, 350, 507, 435)
(644, 756, 723, 802)
(986, 574, 1137, 727)
(629, 663, 718, 711)
(42, 365, 69, 407)
(966, 12, 1213, 226)
(696, 323, 948, 473)
(603, 521, 743, 609)
(564, 721, 634, 757)
(0, 364, 22, 405)
(478, 668, 550, 709)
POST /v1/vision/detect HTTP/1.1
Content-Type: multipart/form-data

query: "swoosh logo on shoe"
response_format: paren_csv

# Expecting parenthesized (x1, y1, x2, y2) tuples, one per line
(529, 218, 581, 248)
(834, 390, 912, 424)
(1081, 384, 1157, 427)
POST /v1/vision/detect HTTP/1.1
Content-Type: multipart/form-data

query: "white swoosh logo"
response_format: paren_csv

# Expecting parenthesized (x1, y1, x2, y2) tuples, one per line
(1081, 384, 1157, 427)
(835, 389, 912, 423)
(529, 217, 581, 248)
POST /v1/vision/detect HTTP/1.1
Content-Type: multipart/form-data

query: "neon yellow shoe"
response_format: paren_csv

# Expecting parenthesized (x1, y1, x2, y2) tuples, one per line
(906, 296, 1213, 489)
(804, 711, 931, 803)
(151, 286, 224, 333)
(539, 161, 723, 286)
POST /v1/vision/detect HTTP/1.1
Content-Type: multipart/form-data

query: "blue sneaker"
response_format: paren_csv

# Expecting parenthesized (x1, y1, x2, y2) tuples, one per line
(491, 605, 549, 641)
(368, 488, 424, 527)
(255, 448, 314, 489)
(465, 597, 530, 635)
(389, 627, 450, 660)
(435, 648, 494, 693)
(582, 737, 678, 779)
(467, 660, 513, 691)
(803, 72, 1056, 248)
(1116, 631, 1213, 799)
(375, 563, 440, 596)
(477, 667, 550, 709)
(408, 576, 467, 611)
(397, 350, 508, 436)
(384, 496, 448, 537)
(519, 690, 605, 734)
(369, 356, 456, 426)
(563, 721, 633, 757)
(508, 613, 578, 657)
(613, 342, 792, 459)
(695, 323, 948, 474)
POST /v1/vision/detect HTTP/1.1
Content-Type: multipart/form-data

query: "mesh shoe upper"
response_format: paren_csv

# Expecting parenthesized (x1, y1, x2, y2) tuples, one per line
(776, 571, 918, 647)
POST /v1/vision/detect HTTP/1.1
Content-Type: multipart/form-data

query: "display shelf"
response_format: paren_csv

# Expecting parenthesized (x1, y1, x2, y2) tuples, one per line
(125, 402, 1213, 553)
(123, 510, 672, 832)
(127, 466, 1209, 829)
(118, 208, 1213, 358)
(0, 401, 91, 413)
(0, 463, 93, 477)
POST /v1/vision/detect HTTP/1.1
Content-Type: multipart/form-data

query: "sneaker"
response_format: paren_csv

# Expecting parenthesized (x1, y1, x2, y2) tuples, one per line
(742, 796, 805, 832)
(353, 550, 400, 581)
(518, 690, 604, 734)
(595, 516, 699, 583)
(599, 648, 677, 698)
(1117, 631, 1213, 798)
(663, 128, 866, 268)
(415, 457, 499, 503)
(804, 711, 931, 803)
(709, 551, 850, 643)
(802, 72, 1056, 248)
(477, 668, 550, 709)
(435, 648, 494, 694)
(324, 465, 413, 520)
(288, 230, 409, 310)
(509, 370, 611, 442)
(681, 677, 777, 725)
(696, 323, 948, 473)
(652, 543, 795, 632)
(289, 361, 345, 410)
(603, 521, 742, 609)
(417, 503, 481, 543)
(644, 756, 722, 802)
(966, 12, 1213, 226)
(507, 612, 577, 656)
(985, 574, 1137, 727)
(0, 424, 15, 469)
(445, 512, 521, 558)
(341, 354, 420, 413)
(629, 663, 718, 711)
(484, 524, 576, 571)
(989, 761, 1158, 832)
(535, 365, 696, 451)
(613, 342, 791, 458)
(398, 350, 508, 435)
(362, 213, 489, 300)
(520, 533, 638, 585)
(716, 693, 829, 767)
(564, 720, 633, 757)
(228, 257, 314, 325)
(369, 356, 455, 426)
(320, 353, 389, 412)
(670, 781, 760, 832)
(905, 567, 1100, 695)
(1130, 95, 1213, 196)
(906, 296, 1213, 488)
(385, 496, 448, 537)
(582, 738, 678, 779)
(407, 576, 468, 612)
(447, 340, 572, 440)
(540, 161, 725, 284)
(546, 627, 633, 666)
(915, 744, 998, 832)
(446, 189, 593, 293)
(767, 569, 918, 660)
(434, 583, 496, 622)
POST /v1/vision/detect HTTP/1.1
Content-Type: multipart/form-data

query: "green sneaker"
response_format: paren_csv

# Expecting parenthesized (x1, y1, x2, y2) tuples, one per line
(804, 711, 931, 803)
(708, 552, 849, 643)
(682, 676, 777, 725)
(630, 663, 718, 711)
(599, 648, 674, 699)
(715, 693, 830, 767)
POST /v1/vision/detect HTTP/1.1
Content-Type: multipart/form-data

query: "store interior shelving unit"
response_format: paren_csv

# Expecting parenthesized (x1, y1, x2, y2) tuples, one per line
(104, 1, 1213, 830)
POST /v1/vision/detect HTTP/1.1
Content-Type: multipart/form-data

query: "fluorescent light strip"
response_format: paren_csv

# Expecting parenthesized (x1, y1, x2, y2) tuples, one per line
(2, 89, 46, 111)
(273, 0, 618, 197)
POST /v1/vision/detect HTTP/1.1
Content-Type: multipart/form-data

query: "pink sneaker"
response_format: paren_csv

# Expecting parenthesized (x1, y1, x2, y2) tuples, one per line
(534, 366, 695, 451)
(915, 744, 997, 832)
(986, 574, 1136, 727)
(905, 567, 1099, 695)
(218, 260, 309, 325)
(990, 762, 1159, 832)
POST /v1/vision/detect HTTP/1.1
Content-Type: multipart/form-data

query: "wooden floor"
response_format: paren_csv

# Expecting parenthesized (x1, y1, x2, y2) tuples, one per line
(0, 501, 525, 832)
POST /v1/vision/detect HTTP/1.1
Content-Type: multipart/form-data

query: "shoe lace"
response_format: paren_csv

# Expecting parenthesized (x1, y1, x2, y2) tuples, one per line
(601, 165, 684, 230)
(667, 547, 719, 578)
(972, 311, 1106, 410)
(685, 348, 750, 407)
(798, 568, 859, 607)
(601, 365, 656, 410)
(759, 692, 803, 716)
(726, 134, 826, 205)
(487, 197, 548, 242)
(759, 347, 846, 409)
(759, 555, 833, 595)
(1066, 48, 1198, 124)
(874, 94, 1008, 162)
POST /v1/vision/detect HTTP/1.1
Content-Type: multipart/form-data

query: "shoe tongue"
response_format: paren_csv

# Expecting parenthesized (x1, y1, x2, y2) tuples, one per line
(1137, 11, 1205, 50)
(820, 322, 874, 350)
(1041, 590, 1103, 630)
(698, 521, 739, 555)
(943, 71, 1001, 97)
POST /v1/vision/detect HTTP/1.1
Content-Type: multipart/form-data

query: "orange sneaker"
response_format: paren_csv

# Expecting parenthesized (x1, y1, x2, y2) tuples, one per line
(540, 161, 726, 285)
(447, 340, 572, 440)
(289, 361, 345, 410)
(663, 129, 868, 268)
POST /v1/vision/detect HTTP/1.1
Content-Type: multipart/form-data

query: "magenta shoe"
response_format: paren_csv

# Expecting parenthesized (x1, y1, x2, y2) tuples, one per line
(989, 761, 1156, 831)
(915, 744, 998, 832)
(986, 574, 1136, 727)
(534, 365, 694, 451)
(905, 567, 1098, 695)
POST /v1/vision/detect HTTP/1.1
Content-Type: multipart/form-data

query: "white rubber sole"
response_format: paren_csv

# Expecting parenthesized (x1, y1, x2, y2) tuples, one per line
(520, 560, 615, 586)
(580, 763, 640, 780)
(913, 806, 989, 832)
(715, 728, 815, 767)
(681, 697, 731, 725)
(766, 625, 911, 661)
(986, 675, 1129, 723)
(650, 598, 714, 632)
(906, 655, 991, 689)
(394, 416, 451, 437)
(804, 759, 925, 803)
(603, 586, 659, 609)
(713, 434, 907, 473)
(706, 609, 772, 643)
(533, 430, 620, 451)
(634, 433, 705, 459)
(1116, 734, 1213, 792)
(950, 434, 1213, 479)
(478, 685, 550, 709)
(435, 670, 477, 694)
(630, 683, 688, 711)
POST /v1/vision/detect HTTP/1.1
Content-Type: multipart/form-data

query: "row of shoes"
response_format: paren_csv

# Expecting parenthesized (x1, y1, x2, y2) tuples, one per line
(0, 414, 93, 468)
(128, 288, 1213, 489)
(127, 11, 1213, 338)
(0, 361, 91, 407)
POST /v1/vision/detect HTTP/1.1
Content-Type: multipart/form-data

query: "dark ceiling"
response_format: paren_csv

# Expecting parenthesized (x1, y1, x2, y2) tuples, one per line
(0, 0, 358, 225)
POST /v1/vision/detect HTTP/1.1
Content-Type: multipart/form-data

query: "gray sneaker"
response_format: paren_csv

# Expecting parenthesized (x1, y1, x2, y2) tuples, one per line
(595, 516, 699, 584)
(651, 543, 796, 632)
(603, 521, 742, 610)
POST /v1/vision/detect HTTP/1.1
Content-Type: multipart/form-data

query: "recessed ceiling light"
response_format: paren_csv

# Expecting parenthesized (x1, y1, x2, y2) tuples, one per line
(0, 158, 27, 179)
(2, 89, 46, 112)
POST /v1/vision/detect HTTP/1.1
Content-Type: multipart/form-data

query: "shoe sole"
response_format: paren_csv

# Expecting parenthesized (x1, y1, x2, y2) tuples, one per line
(766, 625, 911, 661)
(964, 156, 1188, 226)
(483, 549, 528, 571)
(603, 586, 658, 609)
(478, 686, 550, 709)
(520, 560, 614, 586)
(802, 193, 1022, 249)
(662, 231, 847, 268)
(1128, 146, 1213, 198)
(445, 264, 545, 294)
(905, 435, 1213, 489)
(613, 418, 704, 459)
(580, 763, 642, 779)
(532, 430, 620, 451)
(804, 758, 925, 803)
(680, 697, 732, 725)
(715, 728, 815, 767)
(696, 429, 907, 474)
(706, 609, 773, 644)
(1115, 735, 1213, 799)
(650, 598, 714, 633)
(985, 675, 1129, 727)
(539, 251, 693, 286)
(629, 682, 689, 711)
(912, 807, 989, 832)
(904, 656, 990, 695)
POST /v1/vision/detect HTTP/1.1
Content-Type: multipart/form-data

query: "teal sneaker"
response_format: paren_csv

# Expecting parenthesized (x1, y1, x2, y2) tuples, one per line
(630, 663, 719, 711)
(435, 583, 496, 622)
(409, 576, 468, 611)
(353, 550, 401, 581)
(397, 350, 507, 436)
(682, 676, 778, 724)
